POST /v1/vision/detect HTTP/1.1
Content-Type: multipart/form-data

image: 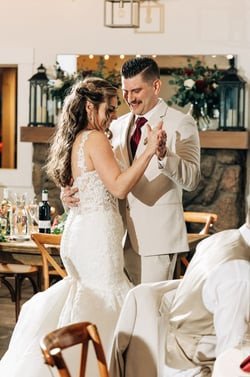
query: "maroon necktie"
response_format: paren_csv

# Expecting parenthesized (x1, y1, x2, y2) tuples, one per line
(130, 117, 147, 157)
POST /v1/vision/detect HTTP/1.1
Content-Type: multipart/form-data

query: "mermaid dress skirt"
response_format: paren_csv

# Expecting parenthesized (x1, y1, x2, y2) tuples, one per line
(0, 131, 132, 377)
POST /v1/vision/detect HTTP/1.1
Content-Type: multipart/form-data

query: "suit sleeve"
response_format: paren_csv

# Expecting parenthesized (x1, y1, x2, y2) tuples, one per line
(109, 288, 137, 377)
(160, 114, 201, 192)
(109, 280, 180, 377)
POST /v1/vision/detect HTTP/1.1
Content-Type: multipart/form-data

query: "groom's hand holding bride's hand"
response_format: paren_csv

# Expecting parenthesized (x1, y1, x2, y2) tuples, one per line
(62, 120, 167, 209)
(155, 121, 167, 160)
(146, 119, 167, 160)
(145, 120, 166, 156)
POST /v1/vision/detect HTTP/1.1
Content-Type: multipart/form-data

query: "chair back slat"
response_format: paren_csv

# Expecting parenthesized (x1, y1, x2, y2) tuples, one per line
(184, 211, 218, 235)
(31, 233, 66, 290)
(40, 322, 110, 377)
(179, 212, 218, 274)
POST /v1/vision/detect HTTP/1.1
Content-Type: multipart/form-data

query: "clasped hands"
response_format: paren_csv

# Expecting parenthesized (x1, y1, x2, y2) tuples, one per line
(61, 121, 167, 208)
(146, 120, 167, 160)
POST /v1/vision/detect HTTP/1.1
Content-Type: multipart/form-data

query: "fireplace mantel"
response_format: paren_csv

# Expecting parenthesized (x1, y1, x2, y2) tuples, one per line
(20, 126, 250, 149)
(21, 126, 55, 144)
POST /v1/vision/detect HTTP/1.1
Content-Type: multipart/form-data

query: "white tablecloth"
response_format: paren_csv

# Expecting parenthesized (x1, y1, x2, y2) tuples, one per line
(212, 348, 250, 377)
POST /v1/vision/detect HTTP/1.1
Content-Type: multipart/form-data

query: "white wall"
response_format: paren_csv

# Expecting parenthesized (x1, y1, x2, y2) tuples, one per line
(0, 0, 250, 198)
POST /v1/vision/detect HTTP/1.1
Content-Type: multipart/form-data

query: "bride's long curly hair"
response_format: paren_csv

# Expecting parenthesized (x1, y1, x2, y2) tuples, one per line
(46, 77, 118, 188)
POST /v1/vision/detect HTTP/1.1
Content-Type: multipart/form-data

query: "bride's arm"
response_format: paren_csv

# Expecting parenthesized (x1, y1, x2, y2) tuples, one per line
(86, 123, 162, 199)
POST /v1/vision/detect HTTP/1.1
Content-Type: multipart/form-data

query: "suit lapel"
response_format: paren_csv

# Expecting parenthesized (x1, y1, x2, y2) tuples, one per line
(115, 114, 134, 167)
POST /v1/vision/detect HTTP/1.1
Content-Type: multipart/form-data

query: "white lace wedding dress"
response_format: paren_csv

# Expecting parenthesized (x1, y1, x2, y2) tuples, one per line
(0, 131, 132, 377)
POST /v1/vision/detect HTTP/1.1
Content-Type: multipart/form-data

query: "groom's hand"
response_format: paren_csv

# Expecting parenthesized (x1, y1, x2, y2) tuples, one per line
(61, 185, 80, 208)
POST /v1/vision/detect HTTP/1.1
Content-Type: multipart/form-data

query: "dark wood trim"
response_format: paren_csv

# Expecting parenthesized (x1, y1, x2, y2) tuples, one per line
(20, 126, 55, 143)
(20, 126, 250, 149)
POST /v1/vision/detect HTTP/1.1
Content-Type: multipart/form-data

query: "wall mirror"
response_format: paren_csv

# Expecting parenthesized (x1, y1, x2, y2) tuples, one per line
(57, 54, 232, 116)
(0, 54, 233, 171)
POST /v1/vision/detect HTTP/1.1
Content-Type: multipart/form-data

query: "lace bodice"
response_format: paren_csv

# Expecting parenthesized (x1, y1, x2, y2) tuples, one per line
(71, 131, 118, 215)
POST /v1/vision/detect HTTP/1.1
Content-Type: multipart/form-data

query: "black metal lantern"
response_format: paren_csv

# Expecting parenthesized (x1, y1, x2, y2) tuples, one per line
(104, 0, 140, 28)
(218, 57, 246, 131)
(28, 64, 54, 127)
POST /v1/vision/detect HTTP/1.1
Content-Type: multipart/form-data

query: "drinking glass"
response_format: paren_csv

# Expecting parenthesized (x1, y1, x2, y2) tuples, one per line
(28, 198, 39, 233)
(13, 192, 28, 238)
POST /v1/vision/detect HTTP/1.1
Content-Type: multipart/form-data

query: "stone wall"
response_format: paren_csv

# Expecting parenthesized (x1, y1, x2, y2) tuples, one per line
(32, 144, 64, 221)
(183, 149, 247, 233)
(32, 144, 247, 232)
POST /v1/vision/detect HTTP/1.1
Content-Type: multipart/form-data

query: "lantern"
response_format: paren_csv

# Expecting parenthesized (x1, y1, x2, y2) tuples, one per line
(28, 64, 54, 127)
(104, 0, 140, 28)
(218, 57, 246, 131)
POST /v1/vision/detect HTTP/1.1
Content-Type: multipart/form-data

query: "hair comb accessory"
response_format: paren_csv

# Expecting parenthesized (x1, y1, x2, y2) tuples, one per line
(76, 87, 88, 97)
(76, 87, 103, 102)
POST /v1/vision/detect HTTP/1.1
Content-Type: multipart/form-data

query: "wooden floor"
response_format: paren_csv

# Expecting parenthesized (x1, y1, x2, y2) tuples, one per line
(0, 278, 35, 359)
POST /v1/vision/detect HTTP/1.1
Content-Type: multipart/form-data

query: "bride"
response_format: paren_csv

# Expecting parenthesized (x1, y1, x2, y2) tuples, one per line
(0, 77, 164, 377)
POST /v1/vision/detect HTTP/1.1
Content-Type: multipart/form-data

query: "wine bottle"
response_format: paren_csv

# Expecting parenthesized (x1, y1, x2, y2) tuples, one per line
(39, 189, 51, 233)
(0, 188, 13, 236)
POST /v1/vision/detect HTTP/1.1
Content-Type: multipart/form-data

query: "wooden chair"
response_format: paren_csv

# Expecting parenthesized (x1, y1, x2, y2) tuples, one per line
(178, 211, 218, 275)
(40, 321, 109, 377)
(31, 233, 66, 290)
(0, 263, 39, 321)
(184, 211, 218, 235)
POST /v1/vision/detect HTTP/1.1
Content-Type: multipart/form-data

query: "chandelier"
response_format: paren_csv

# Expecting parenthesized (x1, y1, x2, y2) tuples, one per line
(104, 0, 141, 28)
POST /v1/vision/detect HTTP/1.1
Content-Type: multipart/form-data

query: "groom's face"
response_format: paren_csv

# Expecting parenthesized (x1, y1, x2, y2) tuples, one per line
(121, 73, 161, 116)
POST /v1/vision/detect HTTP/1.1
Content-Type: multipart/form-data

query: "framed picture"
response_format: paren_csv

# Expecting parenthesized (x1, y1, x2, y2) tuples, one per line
(135, 2, 164, 34)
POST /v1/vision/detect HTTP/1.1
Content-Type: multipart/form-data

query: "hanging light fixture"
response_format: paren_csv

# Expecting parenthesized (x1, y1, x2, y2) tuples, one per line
(104, 0, 140, 28)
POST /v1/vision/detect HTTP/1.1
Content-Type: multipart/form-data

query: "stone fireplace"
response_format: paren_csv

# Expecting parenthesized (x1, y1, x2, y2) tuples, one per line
(183, 148, 247, 232)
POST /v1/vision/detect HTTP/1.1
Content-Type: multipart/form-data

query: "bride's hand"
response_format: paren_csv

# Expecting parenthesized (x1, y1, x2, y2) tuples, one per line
(145, 120, 164, 155)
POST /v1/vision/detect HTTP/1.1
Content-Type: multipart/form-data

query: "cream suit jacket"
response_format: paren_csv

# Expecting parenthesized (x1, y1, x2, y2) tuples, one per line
(109, 280, 180, 377)
(109, 100, 201, 256)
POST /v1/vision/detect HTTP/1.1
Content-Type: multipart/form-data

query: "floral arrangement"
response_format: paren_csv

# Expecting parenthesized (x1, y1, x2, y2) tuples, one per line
(0, 234, 8, 242)
(51, 212, 68, 234)
(48, 58, 121, 104)
(48, 63, 77, 103)
(167, 59, 222, 122)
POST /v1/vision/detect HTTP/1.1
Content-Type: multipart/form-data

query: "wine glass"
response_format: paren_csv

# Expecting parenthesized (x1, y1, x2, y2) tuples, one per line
(28, 198, 39, 234)
(13, 192, 29, 238)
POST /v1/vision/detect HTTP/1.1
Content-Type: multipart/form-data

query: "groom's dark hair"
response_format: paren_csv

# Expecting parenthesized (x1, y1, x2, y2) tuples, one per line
(121, 57, 160, 82)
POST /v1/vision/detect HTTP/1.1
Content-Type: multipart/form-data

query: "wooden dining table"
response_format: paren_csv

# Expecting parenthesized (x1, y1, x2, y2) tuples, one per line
(0, 237, 61, 266)
(0, 233, 208, 267)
